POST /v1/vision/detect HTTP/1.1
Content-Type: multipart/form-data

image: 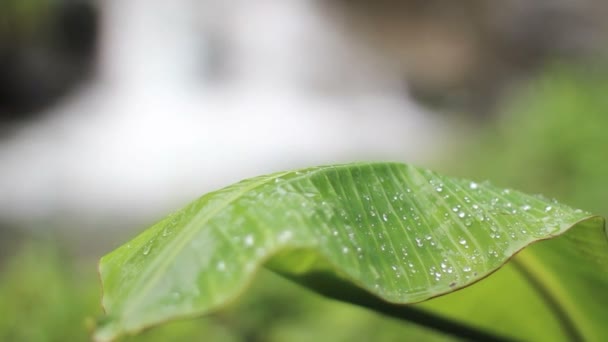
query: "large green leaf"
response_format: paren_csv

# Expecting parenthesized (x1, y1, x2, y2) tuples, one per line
(94, 162, 606, 341)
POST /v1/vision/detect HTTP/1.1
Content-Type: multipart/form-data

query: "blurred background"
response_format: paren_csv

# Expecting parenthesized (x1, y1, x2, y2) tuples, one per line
(1, 0, 607, 340)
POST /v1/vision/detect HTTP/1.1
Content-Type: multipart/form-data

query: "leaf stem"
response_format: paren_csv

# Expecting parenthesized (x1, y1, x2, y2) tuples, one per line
(339, 291, 517, 342)
(282, 271, 517, 342)
(510, 255, 583, 341)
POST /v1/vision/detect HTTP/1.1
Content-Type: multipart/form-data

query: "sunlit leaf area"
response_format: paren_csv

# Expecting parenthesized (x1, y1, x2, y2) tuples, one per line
(1, 1, 608, 341)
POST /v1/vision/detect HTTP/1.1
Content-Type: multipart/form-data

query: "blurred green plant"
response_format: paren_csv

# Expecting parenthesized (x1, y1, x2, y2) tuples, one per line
(451, 65, 608, 217)
(0, 241, 98, 341)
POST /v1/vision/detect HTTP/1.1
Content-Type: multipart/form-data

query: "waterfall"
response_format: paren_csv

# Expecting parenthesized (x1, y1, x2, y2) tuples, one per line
(0, 0, 446, 233)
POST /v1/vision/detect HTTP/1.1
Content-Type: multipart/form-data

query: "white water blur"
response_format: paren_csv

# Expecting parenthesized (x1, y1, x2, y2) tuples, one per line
(0, 0, 448, 231)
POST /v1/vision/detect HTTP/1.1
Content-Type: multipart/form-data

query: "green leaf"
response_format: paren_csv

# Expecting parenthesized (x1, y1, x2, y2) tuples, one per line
(94, 162, 605, 341)
(417, 215, 608, 341)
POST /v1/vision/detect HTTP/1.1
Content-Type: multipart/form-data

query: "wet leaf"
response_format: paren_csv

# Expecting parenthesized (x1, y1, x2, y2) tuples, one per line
(418, 215, 608, 341)
(94, 162, 605, 341)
